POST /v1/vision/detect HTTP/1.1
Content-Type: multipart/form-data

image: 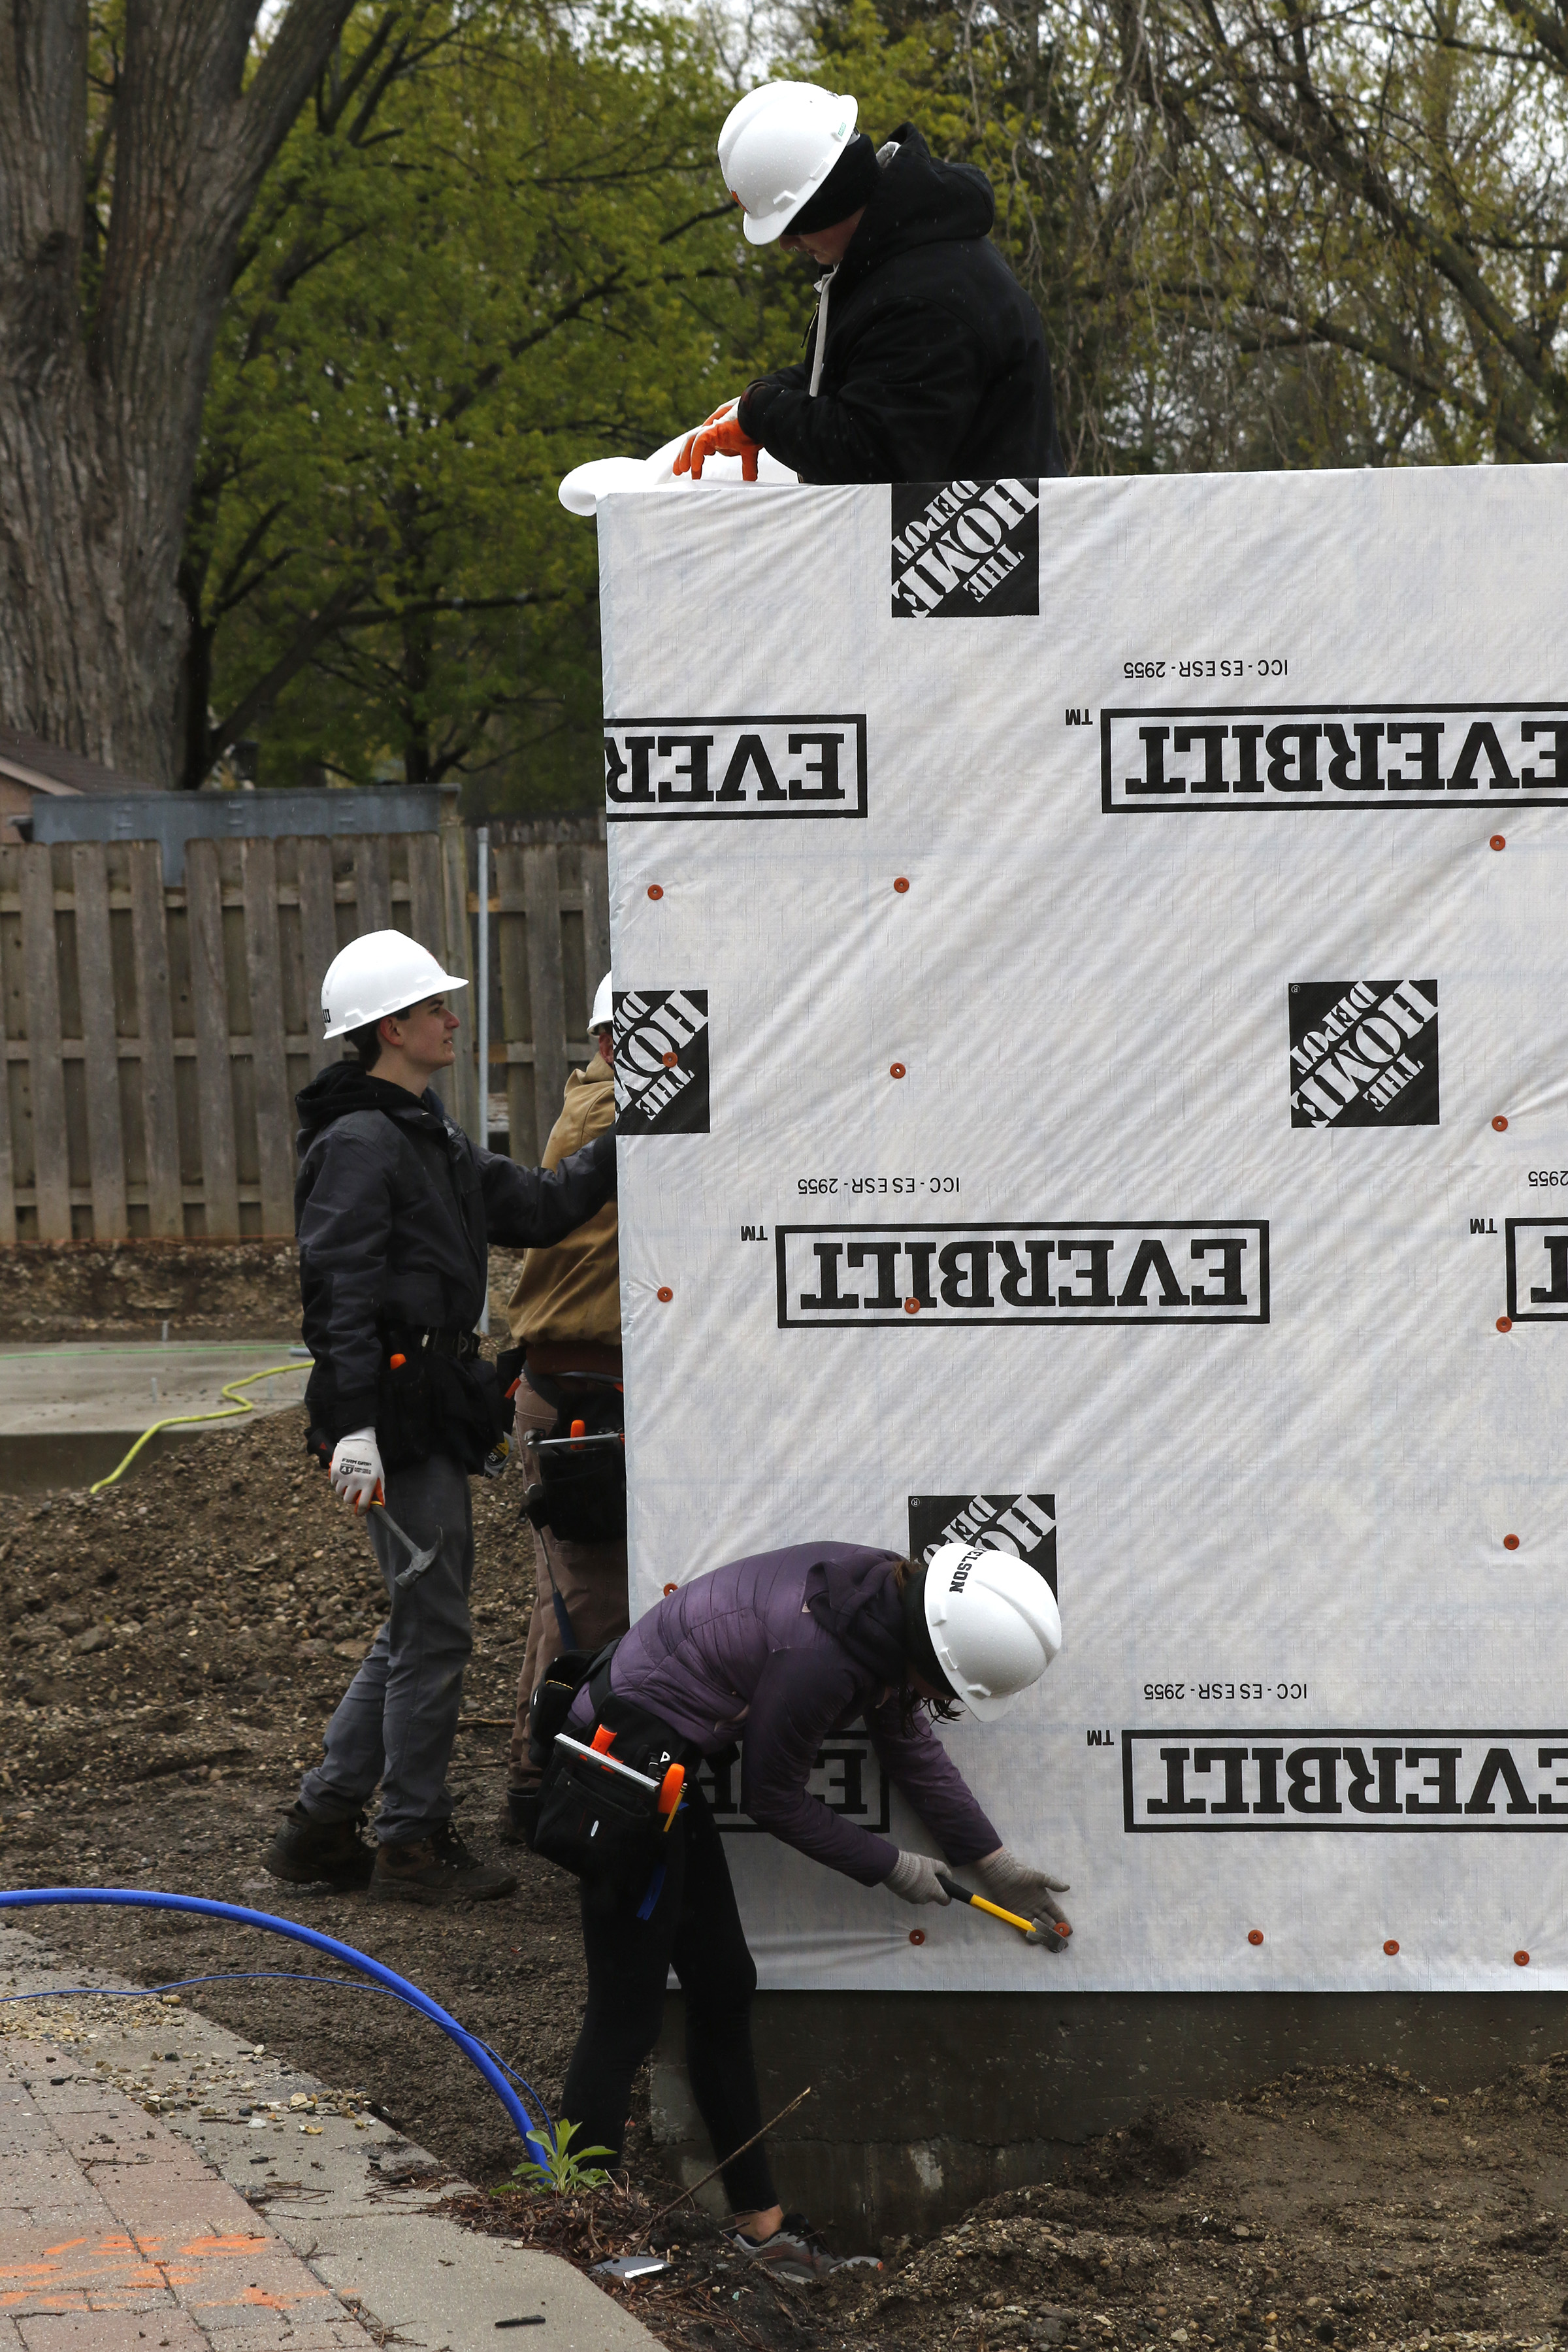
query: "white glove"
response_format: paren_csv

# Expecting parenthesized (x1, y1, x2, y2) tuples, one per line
(972, 1847, 1072, 1948)
(330, 1428, 383, 1512)
(883, 1850, 953, 1906)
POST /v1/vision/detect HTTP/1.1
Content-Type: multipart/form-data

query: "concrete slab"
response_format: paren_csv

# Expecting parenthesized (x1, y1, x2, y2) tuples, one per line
(0, 1347, 311, 1491)
(0, 1925, 662, 2352)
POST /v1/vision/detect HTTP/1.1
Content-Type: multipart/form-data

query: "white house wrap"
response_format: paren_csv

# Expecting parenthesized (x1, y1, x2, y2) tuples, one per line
(595, 461, 1568, 1993)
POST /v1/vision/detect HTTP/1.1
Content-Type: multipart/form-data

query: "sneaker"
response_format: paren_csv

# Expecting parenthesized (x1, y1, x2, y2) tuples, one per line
(367, 1822, 518, 1906)
(261, 1804, 376, 1890)
(495, 1786, 540, 1846)
(726, 2212, 879, 2282)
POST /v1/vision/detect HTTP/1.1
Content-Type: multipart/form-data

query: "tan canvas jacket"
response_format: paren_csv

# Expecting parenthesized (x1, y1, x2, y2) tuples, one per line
(505, 1056, 620, 1364)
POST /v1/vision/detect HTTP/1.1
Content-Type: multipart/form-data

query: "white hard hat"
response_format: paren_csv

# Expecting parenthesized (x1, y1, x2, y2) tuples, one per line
(590, 972, 613, 1031)
(923, 1543, 1061, 1722)
(718, 82, 858, 245)
(321, 929, 467, 1040)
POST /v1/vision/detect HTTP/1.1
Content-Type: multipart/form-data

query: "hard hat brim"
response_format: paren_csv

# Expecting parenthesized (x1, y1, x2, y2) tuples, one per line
(741, 204, 796, 245)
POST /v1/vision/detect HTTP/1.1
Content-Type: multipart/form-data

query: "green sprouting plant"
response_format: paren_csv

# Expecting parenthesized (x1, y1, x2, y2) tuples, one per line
(509, 2117, 615, 2197)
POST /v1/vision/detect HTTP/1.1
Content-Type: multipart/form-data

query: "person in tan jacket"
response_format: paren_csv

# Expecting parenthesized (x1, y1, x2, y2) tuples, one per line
(497, 975, 629, 1842)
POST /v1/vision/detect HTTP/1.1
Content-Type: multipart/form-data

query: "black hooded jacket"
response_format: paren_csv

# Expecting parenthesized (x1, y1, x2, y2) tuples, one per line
(738, 125, 1065, 485)
(295, 1061, 617, 1444)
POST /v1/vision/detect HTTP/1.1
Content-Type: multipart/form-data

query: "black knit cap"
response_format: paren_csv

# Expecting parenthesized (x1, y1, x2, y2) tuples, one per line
(783, 131, 881, 236)
(901, 1565, 959, 1699)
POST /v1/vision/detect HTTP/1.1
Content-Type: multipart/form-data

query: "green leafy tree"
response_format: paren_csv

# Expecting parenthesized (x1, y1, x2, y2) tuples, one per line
(799, 0, 1568, 474)
(191, 1, 806, 808)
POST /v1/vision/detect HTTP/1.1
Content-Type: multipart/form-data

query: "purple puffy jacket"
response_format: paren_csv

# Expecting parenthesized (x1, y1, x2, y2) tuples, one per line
(569, 1542, 998, 1886)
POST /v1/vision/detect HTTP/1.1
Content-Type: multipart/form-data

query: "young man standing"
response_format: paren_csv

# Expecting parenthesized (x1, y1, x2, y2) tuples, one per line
(263, 929, 616, 1904)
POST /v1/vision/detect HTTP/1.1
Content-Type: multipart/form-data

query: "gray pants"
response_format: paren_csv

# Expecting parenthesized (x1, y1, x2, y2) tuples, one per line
(298, 1450, 473, 1846)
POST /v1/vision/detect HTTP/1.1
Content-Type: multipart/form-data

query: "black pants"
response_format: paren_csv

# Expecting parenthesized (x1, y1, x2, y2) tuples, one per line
(559, 1781, 776, 2215)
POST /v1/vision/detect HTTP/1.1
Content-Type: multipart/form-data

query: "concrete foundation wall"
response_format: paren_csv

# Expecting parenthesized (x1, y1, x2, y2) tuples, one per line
(652, 1991, 1568, 2244)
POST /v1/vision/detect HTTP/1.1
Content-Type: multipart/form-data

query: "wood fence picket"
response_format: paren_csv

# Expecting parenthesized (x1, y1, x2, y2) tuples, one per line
(0, 816, 607, 1239)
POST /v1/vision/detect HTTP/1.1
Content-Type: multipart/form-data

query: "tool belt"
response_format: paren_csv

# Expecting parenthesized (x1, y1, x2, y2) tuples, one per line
(377, 1324, 506, 1475)
(512, 1365, 627, 1544)
(530, 1642, 696, 1903)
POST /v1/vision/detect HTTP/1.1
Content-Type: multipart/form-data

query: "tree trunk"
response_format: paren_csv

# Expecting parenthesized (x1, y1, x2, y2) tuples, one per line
(0, 0, 356, 786)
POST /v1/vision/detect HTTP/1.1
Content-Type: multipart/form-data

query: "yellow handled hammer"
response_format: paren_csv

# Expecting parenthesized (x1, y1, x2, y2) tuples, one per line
(937, 1870, 1071, 1949)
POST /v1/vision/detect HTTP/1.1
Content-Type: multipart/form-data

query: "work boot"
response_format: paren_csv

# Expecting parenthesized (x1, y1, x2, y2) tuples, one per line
(495, 1785, 540, 1846)
(368, 1822, 518, 1906)
(725, 2212, 881, 2282)
(262, 1804, 376, 1891)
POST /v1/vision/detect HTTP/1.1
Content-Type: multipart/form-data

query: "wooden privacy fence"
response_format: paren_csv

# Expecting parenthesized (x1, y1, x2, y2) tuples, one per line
(0, 818, 609, 1241)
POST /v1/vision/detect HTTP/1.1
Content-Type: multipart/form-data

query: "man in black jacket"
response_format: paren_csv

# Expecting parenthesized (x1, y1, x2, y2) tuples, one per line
(679, 86, 1065, 485)
(263, 929, 616, 1904)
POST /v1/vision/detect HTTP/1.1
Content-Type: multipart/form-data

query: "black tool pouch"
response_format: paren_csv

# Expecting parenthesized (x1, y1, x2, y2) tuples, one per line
(532, 1670, 693, 1901)
(532, 1752, 667, 1900)
(429, 1352, 508, 1474)
(521, 1384, 626, 1543)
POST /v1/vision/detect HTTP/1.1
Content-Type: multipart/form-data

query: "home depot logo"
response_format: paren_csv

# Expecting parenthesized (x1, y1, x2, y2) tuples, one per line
(1289, 980, 1438, 1127)
(1102, 706, 1568, 808)
(613, 990, 709, 1134)
(890, 480, 1039, 619)
(776, 1222, 1268, 1324)
(1124, 1730, 1568, 1830)
(907, 1493, 1056, 1594)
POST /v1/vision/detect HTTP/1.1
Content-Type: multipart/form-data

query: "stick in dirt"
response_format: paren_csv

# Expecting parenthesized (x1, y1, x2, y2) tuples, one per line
(624, 2084, 814, 2249)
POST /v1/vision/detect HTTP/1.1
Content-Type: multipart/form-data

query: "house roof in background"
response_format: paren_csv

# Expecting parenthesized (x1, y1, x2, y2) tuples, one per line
(0, 728, 161, 798)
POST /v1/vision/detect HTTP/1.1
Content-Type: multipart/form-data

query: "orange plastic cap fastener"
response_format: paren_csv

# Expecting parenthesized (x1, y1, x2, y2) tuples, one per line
(1491, 834, 1507, 850)
(1384, 1939, 1399, 1956)
(904, 1298, 921, 1315)
(663, 1582, 678, 1596)
(647, 884, 664, 900)
(894, 877, 910, 893)
(1494, 1115, 1509, 1131)
(657, 1285, 674, 1302)
(1505, 1533, 1520, 1550)
(1248, 1929, 1264, 1946)
(1498, 1316, 1513, 1332)
(909, 1930, 926, 1946)
(890, 1062, 906, 1079)
(1515, 1950, 1531, 1967)
(662, 1051, 678, 1067)
(389, 1353, 406, 1369)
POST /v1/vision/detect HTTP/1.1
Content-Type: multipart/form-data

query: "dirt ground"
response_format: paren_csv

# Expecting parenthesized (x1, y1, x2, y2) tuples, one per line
(3, 1322, 1568, 2351)
(0, 1239, 527, 1339)
(0, 1239, 302, 1339)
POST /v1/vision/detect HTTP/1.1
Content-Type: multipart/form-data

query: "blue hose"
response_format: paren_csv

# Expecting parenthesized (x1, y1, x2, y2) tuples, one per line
(0, 1887, 551, 2152)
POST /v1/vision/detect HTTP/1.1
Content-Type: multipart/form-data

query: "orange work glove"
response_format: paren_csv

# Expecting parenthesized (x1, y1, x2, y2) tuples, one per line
(674, 401, 736, 476)
(674, 408, 761, 482)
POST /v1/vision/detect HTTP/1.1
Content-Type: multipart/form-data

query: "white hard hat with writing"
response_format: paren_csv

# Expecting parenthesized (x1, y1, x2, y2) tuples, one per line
(921, 1542, 1062, 1721)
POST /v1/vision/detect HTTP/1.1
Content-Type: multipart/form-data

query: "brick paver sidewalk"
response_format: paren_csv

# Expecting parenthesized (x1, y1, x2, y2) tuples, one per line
(2, 2030, 372, 2352)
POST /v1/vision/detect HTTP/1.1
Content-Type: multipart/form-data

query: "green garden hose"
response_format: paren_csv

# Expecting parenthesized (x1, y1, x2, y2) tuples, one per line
(88, 1360, 312, 1495)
